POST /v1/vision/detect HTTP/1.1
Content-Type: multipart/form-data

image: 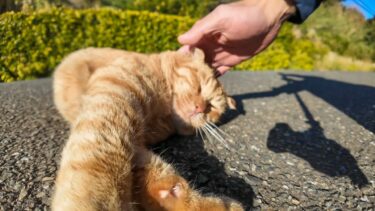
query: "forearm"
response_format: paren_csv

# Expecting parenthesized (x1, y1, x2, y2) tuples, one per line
(242, 0, 321, 24)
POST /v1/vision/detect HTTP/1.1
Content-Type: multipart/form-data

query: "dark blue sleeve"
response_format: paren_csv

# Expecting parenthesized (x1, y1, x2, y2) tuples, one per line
(288, 0, 323, 24)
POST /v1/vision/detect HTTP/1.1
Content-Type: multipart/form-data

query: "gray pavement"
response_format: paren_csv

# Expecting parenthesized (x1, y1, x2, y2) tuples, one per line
(1, 71, 374, 210)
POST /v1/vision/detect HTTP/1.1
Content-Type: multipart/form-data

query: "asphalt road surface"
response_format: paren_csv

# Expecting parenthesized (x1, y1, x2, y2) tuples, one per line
(1, 71, 374, 210)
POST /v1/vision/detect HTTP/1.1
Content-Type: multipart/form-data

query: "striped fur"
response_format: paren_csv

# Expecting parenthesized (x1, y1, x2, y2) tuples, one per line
(52, 48, 242, 211)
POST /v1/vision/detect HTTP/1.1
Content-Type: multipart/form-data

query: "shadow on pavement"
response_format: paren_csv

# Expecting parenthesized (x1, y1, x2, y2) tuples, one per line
(153, 136, 255, 210)
(221, 73, 371, 187)
(267, 93, 369, 187)
(228, 73, 375, 133)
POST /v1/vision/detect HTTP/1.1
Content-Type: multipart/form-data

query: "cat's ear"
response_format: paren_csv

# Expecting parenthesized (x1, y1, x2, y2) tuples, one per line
(177, 46, 205, 61)
(227, 97, 237, 110)
(192, 48, 205, 62)
(158, 183, 184, 199)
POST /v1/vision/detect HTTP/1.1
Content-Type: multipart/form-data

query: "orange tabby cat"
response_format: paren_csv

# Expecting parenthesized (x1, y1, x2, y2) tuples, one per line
(52, 47, 241, 211)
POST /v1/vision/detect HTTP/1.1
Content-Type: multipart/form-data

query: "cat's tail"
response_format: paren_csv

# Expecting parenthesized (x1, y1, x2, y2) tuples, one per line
(53, 48, 97, 123)
(53, 48, 131, 123)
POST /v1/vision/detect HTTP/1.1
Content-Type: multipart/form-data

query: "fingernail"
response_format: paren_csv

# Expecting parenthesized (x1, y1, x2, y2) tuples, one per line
(214, 70, 222, 78)
(178, 34, 187, 43)
(216, 66, 230, 77)
(177, 45, 191, 54)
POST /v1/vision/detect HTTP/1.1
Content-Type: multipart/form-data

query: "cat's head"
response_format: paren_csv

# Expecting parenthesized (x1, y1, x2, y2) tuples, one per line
(164, 48, 236, 135)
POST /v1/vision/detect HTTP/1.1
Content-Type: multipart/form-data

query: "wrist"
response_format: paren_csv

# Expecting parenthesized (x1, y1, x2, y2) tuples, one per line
(243, 0, 296, 23)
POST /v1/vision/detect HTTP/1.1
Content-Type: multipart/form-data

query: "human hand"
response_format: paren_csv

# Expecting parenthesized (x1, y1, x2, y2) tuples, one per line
(178, 0, 296, 76)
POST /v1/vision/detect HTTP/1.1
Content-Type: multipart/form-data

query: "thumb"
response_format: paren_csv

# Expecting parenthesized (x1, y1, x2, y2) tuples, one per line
(178, 26, 205, 46)
(178, 13, 219, 45)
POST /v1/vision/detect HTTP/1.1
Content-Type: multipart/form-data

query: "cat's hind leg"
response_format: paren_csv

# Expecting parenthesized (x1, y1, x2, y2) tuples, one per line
(132, 148, 243, 211)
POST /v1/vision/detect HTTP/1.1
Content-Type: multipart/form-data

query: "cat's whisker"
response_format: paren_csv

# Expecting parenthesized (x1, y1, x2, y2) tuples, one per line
(200, 126, 212, 144)
(201, 125, 214, 143)
(204, 123, 223, 141)
(208, 121, 230, 137)
(169, 160, 178, 168)
(200, 126, 207, 139)
(203, 123, 229, 149)
(195, 186, 206, 194)
(208, 121, 234, 144)
(202, 124, 217, 144)
(198, 128, 205, 140)
(158, 147, 170, 157)
(190, 176, 198, 189)
(207, 123, 230, 144)
(201, 127, 215, 148)
(151, 145, 169, 151)
(207, 122, 227, 136)
(207, 127, 227, 148)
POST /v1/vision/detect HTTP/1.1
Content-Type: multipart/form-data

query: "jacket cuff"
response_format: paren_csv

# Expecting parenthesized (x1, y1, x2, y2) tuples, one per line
(288, 0, 322, 24)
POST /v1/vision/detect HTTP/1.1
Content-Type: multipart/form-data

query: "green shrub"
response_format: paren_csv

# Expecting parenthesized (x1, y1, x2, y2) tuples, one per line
(0, 8, 324, 82)
(0, 8, 195, 82)
(235, 23, 321, 71)
(235, 42, 291, 71)
(300, 1, 374, 62)
(1, 0, 222, 17)
(101, 0, 222, 18)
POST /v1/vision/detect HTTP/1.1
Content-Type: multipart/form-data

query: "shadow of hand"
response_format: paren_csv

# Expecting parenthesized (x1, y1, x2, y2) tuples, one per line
(267, 122, 369, 188)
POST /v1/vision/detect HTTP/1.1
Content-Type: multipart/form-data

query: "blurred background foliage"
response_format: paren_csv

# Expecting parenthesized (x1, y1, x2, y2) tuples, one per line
(0, 9, 195, 82)
(0, 0, 374, 82)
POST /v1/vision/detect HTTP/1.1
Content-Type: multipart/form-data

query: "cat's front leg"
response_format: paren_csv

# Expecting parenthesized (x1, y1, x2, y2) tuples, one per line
(52, 139, 135, 211)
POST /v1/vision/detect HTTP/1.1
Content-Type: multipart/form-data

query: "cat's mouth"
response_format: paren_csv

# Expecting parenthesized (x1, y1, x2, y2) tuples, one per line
(190, 113, 206, 128)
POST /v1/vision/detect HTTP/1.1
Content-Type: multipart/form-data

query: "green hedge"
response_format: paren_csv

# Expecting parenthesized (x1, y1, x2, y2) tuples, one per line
(0, 8, 194, 82)
(236, 24, 325, 71)
(0, 8, 322, 82)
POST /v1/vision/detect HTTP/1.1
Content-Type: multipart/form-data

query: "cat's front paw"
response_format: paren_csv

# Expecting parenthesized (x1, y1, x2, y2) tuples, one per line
(226, 200, 244, 211)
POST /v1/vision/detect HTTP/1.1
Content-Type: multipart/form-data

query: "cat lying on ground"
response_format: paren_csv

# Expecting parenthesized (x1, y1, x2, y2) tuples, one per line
(52, 47, 241, 210)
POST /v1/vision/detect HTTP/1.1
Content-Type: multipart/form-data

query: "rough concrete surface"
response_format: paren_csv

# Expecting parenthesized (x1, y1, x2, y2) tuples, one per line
(0, 71, 374, 210)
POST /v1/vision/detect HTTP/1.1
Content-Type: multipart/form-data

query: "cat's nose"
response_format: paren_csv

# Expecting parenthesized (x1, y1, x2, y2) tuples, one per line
(194, 102, 206, 114)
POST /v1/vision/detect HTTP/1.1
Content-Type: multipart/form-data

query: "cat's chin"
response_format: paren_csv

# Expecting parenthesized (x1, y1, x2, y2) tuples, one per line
(190, 113, 207, 127)
(171, 115, 195, 136)
(176, 126, 195, 136)
(175, 115, 207, 136)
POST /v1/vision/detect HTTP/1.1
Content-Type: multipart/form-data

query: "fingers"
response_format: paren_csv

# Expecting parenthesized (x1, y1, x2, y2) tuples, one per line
(212, 52, 248, 68)
(178, 9, 223, 46)
(212, 52, 251, 77)
(215, 66, 231, 77)
(178, 43, 230, 78)
(177, 4, 251, 77)
(177, 45, 193, 54)
(178, 21, 210, 45)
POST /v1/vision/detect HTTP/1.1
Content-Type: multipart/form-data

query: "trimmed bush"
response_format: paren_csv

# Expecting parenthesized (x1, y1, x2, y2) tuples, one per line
(0, 8, 322, 82)
(0, 8, 194, 82)
(235, 24, 321, 71)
